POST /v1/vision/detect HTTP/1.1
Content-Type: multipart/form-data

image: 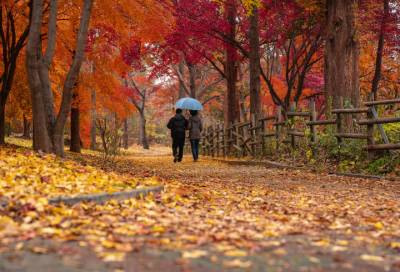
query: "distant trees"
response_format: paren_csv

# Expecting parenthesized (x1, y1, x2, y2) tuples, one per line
(1, 0, 399, 156)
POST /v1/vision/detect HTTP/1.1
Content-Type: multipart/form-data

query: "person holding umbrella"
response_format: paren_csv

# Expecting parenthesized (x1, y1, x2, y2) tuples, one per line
(167, 108, 188, 162)
(188, 110, 203, 162)
(167, 98, 203, 162)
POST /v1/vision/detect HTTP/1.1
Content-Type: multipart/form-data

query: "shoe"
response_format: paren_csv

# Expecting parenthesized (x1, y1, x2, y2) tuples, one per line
(173, 157, 177, 163)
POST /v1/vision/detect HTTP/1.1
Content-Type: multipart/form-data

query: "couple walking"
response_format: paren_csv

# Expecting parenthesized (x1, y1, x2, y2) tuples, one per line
(167, 109, 202, 162)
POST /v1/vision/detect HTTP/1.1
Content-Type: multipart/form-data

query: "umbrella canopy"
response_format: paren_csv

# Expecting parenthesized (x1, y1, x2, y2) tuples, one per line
(175, 97, 203, 111)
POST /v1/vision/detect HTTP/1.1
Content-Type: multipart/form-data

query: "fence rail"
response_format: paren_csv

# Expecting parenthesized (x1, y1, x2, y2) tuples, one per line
(201, 98, 400, 159)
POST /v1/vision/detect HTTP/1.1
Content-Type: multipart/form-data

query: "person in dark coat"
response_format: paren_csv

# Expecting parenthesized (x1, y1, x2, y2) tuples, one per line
(188, 110, 203, 162)
(167, 108, 188, 162)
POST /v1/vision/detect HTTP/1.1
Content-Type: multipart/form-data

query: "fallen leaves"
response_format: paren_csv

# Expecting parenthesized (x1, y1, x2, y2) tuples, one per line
(0, 142, 399, 270)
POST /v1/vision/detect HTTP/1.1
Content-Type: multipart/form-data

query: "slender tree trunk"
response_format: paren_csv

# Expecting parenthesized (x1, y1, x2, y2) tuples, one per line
(324, 0, 360, 110)
(52, 0, 93, 156)
(371, 0, 388, 101)
(178, 61, 186, 98)
(138, 111, 149, 149)
(90, 89, 96, 150)
(248, 7, 261, 118)
(188, 62, 196, 98)
(0, 3, 31, 145)
(26, 0, 53, 152)
(70, 97, 81, 153)
(224, 0, 239, 126)
(23, 115, 31, 139)
(123, 119, 129, 149)
(0, 99, 5, 144)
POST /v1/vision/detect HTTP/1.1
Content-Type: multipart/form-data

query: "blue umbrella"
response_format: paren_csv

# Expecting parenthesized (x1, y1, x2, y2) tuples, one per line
(175, 97, 203, 111)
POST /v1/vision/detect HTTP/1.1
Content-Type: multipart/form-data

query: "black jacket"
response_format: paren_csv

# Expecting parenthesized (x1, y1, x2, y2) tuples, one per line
(167, 113, 188, 138)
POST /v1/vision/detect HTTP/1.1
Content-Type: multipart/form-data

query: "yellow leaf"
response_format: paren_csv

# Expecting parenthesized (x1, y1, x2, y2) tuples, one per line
(374, 222, 384, 230)
(101, 252, 126, 262)
(151, 225, 165, 233)
(331, 246, 347, 252)
(182, 250, 208, 259)
(336, 240, 349, 246)
(31, 246, 48, 254)
(272, 248, 287, 255)
(223, 259, 252, 268)
(390, 242, 400, 249)
(361, 254, 384, 262)
(224, 249, 248, 257)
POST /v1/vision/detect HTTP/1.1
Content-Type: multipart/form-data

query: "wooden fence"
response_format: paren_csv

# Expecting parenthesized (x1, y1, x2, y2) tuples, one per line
(201, 98, 400, 158)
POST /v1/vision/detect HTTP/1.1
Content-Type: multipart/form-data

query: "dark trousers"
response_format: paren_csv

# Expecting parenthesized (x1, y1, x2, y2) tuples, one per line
(190, 139, 200, 160)
(172, 136, 185, 161)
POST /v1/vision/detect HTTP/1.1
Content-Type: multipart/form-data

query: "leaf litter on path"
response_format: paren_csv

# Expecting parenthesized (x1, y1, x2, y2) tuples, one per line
(0, 143, 400, 271)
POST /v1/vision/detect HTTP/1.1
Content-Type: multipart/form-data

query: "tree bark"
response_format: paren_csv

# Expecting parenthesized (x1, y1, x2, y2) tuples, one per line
(0, 3, 31, 144)
(370, 0, 389, 101)
(138, 111, 149, 149)
(248, 7, 261, 118)
(224, 0, 239, 126)
(26, 0, 93, 156)
(23, 115, 31, 139)
(123, 119, 129, 149)
(26, 0, 52, 152)
(70, 93, 81, 153)
(178, 61, 186, 99)
(0, 100, 5, 144)
(324, 0, 360, 110)
(187, 62, 197, 98)
(90, 89, 97, 150)
(52, 0, 93, 156)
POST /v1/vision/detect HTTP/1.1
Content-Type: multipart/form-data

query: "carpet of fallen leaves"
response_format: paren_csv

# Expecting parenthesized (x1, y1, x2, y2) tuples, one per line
(1, 139, 400, 271)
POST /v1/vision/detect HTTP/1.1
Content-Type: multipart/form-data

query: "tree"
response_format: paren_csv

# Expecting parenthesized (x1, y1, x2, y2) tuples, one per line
(248, 5, 262, 118)
(0, 0, 31, 144)
(324, 0, 360, 109)
(26, 0, 93, 156)
(124, 75, 154, 150)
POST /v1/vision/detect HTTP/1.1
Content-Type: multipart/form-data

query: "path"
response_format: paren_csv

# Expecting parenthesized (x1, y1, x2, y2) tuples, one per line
(1, 148, 400, 272)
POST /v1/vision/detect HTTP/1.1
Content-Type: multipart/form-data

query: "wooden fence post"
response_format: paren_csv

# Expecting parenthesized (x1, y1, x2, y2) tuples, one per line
(309, 98, 317, 144)
(216, 124, 220, 157)
(275, 106, 282, 151)
(223, 124, 227, 157)
(260, 115, 266, 157)
(366, 108, 375, 159)
(289, 102, 296, 149)
(336, 113, 343, 145)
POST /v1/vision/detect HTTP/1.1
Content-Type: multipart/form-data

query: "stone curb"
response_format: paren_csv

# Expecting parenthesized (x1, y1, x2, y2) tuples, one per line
(48, 185, 164, 206)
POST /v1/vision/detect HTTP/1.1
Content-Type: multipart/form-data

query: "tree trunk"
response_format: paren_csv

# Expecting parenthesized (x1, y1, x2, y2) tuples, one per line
(0, 3, 31, 145)
(248, 7, 261, 118)
(123, 118, 129, 149)
(70, 104, 81, 153)
(26, 0, 53, 152)
(26, 0, 93, 156)
(224, 0, 240, 126)
(370, 0, 388, 101)
(178, 61, 186, 99)
(23, 115, 31, 139)
(188, 62, 196, 98)
(0, 100, 5, 144)
(52, 0, 93, 156)
(138, 111, 149, 149)
(324, 0, 360, 110)
(90, 89, 96, 150)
